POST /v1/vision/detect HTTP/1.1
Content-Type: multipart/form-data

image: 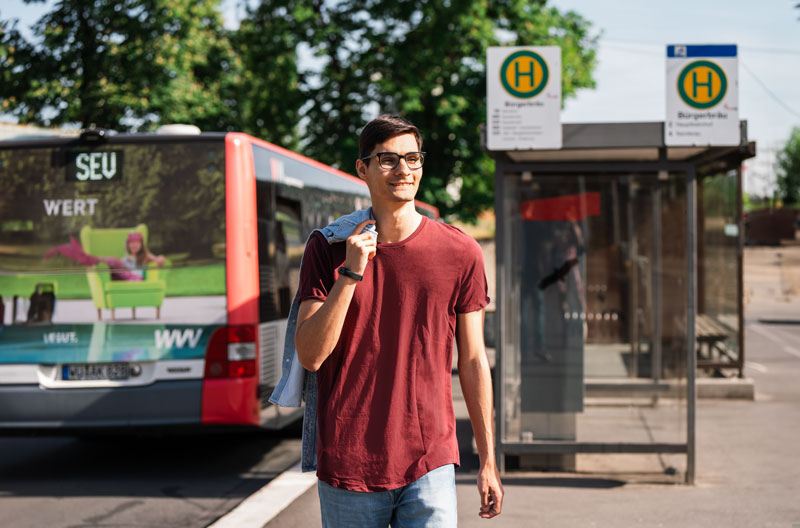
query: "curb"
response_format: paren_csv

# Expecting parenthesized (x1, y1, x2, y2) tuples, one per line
(207, 462, 316, 528)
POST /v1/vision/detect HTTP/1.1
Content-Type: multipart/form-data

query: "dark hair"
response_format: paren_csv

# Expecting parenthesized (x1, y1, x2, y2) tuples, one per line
(358, 114, 422, 162)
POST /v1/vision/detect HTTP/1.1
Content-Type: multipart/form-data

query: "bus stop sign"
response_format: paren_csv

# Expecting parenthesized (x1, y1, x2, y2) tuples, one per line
(487, 46, 562, 150)
(665, 44, 739, 146)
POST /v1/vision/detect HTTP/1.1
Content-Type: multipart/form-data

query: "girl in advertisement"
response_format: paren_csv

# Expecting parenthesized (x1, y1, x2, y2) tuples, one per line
(45, 231, 165, 281)
(121, 232, 165, 280)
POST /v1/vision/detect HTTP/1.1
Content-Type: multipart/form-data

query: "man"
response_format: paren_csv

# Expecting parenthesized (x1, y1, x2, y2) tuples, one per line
(294, 114, 503, 526)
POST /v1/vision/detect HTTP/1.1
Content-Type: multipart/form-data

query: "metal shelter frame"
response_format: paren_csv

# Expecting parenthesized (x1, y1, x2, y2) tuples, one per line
(484, 122, 756, 484)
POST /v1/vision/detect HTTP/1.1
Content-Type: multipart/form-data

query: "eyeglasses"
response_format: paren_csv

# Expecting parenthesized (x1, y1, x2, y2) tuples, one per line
(360, 151, 426, 170)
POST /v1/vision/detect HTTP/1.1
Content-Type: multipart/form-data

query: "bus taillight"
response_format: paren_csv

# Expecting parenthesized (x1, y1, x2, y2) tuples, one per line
(227, 325, 257, 377)
(204, 325, 257, 379)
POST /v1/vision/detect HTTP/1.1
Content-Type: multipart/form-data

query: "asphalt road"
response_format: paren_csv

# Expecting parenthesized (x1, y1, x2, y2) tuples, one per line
(0, 425, 302, 528)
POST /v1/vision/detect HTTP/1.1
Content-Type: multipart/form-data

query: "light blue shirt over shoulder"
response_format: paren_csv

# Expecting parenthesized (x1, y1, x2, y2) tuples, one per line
(269, 207, 376, 472)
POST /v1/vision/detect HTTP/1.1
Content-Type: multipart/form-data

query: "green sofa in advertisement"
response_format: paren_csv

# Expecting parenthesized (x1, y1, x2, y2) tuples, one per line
(80, 224, 167, 321)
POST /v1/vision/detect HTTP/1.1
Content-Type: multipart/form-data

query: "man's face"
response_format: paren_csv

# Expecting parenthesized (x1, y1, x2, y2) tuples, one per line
(356, 133, 422, 207)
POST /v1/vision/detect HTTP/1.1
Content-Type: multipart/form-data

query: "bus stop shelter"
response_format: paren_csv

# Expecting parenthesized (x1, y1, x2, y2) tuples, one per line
(484, 121, 756, 483)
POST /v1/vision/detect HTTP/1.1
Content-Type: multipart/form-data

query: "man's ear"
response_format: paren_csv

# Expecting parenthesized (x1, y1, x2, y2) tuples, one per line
(355, 159, 367, 180)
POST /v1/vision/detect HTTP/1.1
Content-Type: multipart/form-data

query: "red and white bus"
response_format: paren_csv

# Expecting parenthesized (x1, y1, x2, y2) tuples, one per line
(0, 128, 438, 431)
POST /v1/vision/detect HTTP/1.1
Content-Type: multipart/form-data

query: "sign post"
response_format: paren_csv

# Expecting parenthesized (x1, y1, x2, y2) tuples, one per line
(665, 44, 739, 146)
(487, 46, 562, 150)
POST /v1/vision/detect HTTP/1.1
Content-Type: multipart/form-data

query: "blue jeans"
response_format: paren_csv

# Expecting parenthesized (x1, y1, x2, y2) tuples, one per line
(317, 464, 457, 528)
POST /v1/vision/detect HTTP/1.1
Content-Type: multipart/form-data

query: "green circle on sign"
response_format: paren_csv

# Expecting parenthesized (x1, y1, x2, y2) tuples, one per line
(500, 50, 549, 99)
(677, 60, 727, 110)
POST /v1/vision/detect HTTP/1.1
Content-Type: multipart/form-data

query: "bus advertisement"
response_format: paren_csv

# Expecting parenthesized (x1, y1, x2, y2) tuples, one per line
(0, 129, 438, 431)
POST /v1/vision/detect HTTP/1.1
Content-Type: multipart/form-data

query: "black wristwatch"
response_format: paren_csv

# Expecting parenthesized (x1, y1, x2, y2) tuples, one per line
(338, 266, 363, 282)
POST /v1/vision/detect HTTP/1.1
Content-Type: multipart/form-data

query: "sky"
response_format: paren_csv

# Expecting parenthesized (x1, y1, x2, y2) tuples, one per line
(548, 0, 800, 196)
(2, 0, 799, 196)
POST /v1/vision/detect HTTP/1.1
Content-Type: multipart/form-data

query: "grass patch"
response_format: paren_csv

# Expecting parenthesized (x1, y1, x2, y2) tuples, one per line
(0, 263, 226, 299)
(165, 264, 226, 296)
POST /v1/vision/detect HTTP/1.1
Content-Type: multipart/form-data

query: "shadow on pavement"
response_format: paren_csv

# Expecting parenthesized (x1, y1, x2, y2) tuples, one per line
(0, 427, 301, 499)
(456, 475, 627, 489)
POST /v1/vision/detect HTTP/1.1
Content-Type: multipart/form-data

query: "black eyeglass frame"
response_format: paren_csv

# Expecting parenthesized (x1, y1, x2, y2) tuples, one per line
(359, 151, 426, 170)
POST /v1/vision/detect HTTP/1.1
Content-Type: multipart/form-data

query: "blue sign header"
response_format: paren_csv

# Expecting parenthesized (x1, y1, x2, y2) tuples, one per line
(667, 44, 737, 58)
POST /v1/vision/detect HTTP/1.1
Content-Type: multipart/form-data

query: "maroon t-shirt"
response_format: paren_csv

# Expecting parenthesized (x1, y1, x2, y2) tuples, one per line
(297, 215, 489, 492)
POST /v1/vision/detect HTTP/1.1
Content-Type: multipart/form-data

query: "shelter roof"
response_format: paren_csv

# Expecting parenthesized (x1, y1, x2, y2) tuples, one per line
(483, 121, 755, 173)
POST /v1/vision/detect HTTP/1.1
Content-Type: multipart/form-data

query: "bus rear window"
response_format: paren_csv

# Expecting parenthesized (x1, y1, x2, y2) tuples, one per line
(0, 140, 227, 337)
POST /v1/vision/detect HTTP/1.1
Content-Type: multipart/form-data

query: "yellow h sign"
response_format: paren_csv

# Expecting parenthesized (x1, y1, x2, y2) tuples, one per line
(500, 51, 549, 99)
(677, 60, 727, 109)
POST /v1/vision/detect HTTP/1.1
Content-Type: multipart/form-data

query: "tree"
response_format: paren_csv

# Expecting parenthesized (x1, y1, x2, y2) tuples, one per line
(295, 0, 598, 221)
(0, 12, 28, 116)
(0, 0, 239, 132)
(776, 127, 800, 206)
(229, 0, 306, 149)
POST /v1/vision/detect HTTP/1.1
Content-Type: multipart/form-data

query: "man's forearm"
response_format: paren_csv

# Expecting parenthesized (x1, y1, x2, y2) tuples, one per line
(458, 352, 497, 466)
(456, 310, 504, 518)
(295, 275, 359, 372)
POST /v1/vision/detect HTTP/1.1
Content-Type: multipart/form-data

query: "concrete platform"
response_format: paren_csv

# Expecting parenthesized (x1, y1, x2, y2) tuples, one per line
(585, 377, 755, 400)
(261, 247, 800, 527)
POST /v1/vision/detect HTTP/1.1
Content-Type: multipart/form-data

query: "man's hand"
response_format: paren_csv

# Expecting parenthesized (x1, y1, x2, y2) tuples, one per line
(477, 463, 503, 519)
(295, 220, 375, 372)
(344, 219, 377, 275)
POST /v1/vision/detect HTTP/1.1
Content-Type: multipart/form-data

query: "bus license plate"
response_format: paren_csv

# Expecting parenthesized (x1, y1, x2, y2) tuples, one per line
(62, 363, 130, 381)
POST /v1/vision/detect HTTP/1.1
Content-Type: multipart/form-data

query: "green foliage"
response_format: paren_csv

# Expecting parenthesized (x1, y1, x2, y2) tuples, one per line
(1, 0, 240, 131)
(0, 14, 27, 114)
(742, 192, 753, 212)
(293, 0, 598, 221)
(229, 0, 305, 148)
(702, 171, 738, 219)
(776, 127, 800, 206)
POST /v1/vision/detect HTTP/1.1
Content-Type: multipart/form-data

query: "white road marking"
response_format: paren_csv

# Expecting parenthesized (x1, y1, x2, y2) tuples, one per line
(783, 346, 800, 359)
(207, 462, 316, 528)
(749, 324, 800, 359)
(744, 361, 768, 373)
(748, 324, 775, 341)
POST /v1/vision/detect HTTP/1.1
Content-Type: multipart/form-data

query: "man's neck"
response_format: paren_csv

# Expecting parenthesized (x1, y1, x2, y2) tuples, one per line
(373, 202, 423, 244)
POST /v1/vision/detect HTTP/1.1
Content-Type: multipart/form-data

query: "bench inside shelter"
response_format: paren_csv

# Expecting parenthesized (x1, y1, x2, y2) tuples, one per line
(695, 313, 736, 369)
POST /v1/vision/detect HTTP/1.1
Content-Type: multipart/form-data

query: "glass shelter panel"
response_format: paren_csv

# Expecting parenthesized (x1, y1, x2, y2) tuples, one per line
(698, 170, 740, 368)
(501, 171, 689, 456)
